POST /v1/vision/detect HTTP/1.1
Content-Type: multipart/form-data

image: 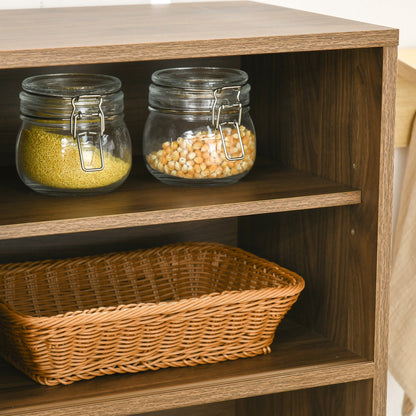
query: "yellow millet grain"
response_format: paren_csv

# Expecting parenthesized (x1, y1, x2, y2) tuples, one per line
(19, 127, 131, 189)
(146, 126, 255, 180)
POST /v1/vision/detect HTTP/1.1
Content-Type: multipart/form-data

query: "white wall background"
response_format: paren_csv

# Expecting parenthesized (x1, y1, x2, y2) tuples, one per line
(1, 0, 414, 415)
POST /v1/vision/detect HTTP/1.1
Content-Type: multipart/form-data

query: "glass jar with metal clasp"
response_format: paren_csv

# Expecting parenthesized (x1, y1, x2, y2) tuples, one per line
(143, 67, 256, 186)
(16, 73, 132, 196)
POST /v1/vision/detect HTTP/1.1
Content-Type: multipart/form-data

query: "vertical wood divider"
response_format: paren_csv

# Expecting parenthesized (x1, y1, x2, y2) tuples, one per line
(372, 45, 397, 416)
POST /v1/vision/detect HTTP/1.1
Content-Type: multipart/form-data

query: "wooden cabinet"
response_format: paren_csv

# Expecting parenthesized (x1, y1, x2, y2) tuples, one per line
(0, 2, 398, 415)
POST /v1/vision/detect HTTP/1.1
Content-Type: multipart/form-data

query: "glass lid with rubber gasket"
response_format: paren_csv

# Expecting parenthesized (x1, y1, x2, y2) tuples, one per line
(151, 67, 249, 90)
(22, 73, 122, 98)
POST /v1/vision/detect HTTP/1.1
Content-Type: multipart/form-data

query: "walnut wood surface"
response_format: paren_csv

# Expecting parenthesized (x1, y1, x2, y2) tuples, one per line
(0, 164, 360, 240)
(0, 2, 398, 69)
(372, 45, 396, 416)
(0, 322, 374, 416)
(235, 380, 373, 416)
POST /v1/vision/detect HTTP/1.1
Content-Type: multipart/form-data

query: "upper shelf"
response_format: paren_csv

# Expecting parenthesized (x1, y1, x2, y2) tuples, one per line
(0, 1, 398, 69)
(0, 164, 360, 240)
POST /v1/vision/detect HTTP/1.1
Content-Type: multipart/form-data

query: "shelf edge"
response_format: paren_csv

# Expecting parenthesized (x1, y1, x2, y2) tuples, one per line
(0, 190, 361, 240)
(0, 31, 398, 70)
(1, 361, 374, 416)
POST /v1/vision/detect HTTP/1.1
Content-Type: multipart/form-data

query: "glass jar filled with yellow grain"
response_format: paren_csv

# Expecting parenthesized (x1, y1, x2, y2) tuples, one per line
(143, 67, 256, 186)
(16, 73, 132, 196)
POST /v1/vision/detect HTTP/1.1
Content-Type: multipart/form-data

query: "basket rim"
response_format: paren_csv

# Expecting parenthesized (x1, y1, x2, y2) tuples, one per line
(0, 282, 304, 328)
(0, 242, 305, 327)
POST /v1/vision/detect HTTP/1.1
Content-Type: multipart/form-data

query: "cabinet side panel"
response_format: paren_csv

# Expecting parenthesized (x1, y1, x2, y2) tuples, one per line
(372, 45, 396, 416)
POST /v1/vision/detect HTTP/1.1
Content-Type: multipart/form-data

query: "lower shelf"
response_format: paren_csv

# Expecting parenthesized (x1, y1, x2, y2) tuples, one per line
(0, 321, 374, 416)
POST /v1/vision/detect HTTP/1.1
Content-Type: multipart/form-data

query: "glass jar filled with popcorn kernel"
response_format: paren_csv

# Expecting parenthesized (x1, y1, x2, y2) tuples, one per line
(143, 67, 256, 186)
(16, 73, 132, 196)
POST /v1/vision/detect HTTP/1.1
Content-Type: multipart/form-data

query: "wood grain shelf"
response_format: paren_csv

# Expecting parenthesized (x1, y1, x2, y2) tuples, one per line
(0, 163, 361, 240)
(0, 322, 374, 416)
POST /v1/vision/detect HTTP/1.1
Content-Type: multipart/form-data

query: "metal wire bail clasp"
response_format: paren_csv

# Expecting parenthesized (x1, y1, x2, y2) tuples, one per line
(70, 94, 105, 172)
(212, 86, 245, 162)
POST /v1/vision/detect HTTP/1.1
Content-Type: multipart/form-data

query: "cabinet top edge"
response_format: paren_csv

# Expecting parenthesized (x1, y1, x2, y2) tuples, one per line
(0, 1, 398, 68)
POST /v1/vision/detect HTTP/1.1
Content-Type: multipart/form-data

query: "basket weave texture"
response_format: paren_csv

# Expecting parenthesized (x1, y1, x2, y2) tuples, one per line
(0, 242, 304, 386)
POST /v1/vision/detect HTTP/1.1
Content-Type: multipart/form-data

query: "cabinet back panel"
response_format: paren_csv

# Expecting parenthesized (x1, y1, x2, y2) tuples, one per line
(244, 48, 383, 180)
(0, 56, 240, 167)
(238, 207, 376, 359)
(0, 218, 237, 263)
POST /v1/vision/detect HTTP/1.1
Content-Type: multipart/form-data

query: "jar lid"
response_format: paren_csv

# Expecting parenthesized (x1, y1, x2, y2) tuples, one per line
(20, 73, 125, 120)
(148, 67, 251, 112)
(151, 67, 248, 90)
(22, 73, 122, 97)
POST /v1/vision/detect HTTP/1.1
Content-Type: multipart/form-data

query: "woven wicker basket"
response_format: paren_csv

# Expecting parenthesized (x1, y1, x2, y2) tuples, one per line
(0, 242, 304, 386)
